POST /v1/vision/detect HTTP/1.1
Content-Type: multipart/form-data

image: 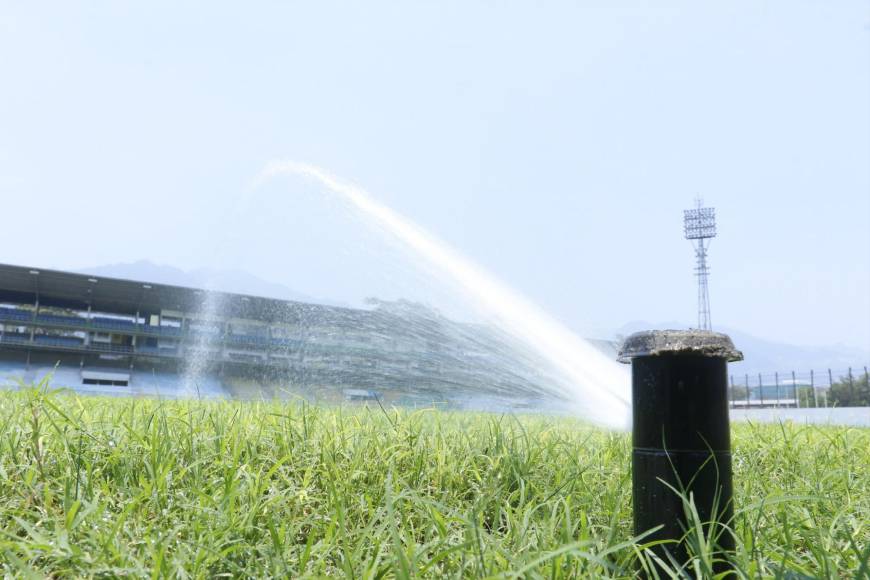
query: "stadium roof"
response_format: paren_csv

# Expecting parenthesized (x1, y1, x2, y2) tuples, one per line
(0, 262, 364, 323)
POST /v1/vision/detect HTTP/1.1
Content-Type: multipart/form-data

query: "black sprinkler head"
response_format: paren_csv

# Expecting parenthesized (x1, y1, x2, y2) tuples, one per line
(619, 330, 742, 573)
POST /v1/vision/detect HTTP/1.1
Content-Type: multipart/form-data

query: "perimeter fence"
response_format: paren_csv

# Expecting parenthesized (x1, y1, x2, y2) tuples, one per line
(728, 366, 869, 408)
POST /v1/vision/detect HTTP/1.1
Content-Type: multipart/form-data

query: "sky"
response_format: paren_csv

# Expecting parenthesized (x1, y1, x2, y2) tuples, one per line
(1, 1, 868, 353)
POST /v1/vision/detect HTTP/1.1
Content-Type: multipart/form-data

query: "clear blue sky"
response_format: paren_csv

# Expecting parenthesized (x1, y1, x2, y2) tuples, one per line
(1, 1, 868, 352)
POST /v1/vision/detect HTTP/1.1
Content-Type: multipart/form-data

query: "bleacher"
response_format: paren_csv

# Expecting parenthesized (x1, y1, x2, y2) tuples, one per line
(0, 308, 33, 323)
(141, 325, 183, 337)
(34, 335, 84, 348)
(88, 342, 133, 354)
(227, 334, 268, 346)
(0, 333, 31, 344)
(5, 310, 139, 333)
(1, 262, 626, 407)
(91, 317, 137, 331)
(228, 352, 265, 363)
(35, 313, 84, 326)
(188, 325, 222, 336)
(135, 345, 179, 357)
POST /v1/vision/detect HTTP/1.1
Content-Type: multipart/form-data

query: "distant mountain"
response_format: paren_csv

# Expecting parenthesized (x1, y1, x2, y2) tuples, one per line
(77, 260, 332, 305)
(617, 320, 870, 375)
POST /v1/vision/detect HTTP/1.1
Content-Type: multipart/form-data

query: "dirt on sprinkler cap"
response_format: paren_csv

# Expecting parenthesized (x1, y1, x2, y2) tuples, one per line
(617, 329, 743, 363)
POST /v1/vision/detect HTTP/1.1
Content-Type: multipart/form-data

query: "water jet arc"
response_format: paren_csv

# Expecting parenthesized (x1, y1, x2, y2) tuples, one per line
(253, 161, 631, 428)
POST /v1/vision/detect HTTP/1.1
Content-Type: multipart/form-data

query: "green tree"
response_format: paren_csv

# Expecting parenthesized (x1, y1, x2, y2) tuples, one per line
(796, 386, 817, 408)
(731, 385, 749, 401)
(829, 371, 870, 407)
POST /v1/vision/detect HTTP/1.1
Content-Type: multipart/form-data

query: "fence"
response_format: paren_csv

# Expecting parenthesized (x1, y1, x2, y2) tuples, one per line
(728, 366, 869, 408)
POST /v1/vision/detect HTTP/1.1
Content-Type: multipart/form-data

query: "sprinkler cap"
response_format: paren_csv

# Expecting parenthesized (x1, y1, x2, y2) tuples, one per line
(617, 329, 743, 363)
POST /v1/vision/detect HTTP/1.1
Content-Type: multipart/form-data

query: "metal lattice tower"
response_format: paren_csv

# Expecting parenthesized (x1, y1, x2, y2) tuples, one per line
(683, 198, 716, 330)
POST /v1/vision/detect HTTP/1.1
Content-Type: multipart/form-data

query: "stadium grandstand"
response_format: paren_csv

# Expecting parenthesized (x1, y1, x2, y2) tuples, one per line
(0, 263, 619, 408)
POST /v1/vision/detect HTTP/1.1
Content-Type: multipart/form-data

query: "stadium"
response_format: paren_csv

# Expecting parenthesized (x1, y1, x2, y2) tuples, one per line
(0, 263, 618, 407)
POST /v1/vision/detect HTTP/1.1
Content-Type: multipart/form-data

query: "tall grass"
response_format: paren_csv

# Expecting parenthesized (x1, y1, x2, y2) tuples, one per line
(0, 383, 867, 578)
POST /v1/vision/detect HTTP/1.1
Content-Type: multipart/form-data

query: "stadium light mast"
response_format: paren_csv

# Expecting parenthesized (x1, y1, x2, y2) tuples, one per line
(683, 197, 716, 330)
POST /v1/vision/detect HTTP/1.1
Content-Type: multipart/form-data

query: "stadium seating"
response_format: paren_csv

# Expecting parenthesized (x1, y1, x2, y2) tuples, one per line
(36, 313, 84, 326)
(227, 334, 268, 346)
(188, 326, 222, 336)
(0, 308, 33, 322)
(142, 326, 182, 337)
(34, 335, 84, 348)
(89, 342, 133, 353)
(91, 317, 137, 331)
(228, 352, 265, 363)
(270, 337, 300, 348)
(135, 345, 179, 357)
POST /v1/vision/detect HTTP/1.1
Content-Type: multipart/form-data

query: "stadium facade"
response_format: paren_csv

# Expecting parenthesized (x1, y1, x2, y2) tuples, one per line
(0, 263, 618, 407)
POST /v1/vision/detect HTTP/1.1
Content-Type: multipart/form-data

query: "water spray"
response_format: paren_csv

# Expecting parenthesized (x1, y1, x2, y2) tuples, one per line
(253, 161, 631, 428)
(618, 330, 742, 572)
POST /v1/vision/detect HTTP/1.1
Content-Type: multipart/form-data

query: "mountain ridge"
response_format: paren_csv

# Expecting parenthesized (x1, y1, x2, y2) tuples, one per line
(76, 260, 330, 305)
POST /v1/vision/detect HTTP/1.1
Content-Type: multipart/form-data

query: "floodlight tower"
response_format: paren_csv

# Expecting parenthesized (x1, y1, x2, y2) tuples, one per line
(684, 198, 716, 330)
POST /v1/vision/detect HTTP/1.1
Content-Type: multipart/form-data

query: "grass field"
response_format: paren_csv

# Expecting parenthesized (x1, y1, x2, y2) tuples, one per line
(0, 386, 867, 578)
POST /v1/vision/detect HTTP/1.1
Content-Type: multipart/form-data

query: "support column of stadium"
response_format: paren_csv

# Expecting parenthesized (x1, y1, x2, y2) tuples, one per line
(84, 289, 92, 347)
(27, 270, 39, 369)
(182, 310, 193, 378)
(82, 284, 93, 369)
(29, 298, 38, 343)
(219, 319, 228, 377)
(130, 308, 139, 374)
(299, 315, 308, 389)
(266, 323, 273, 367)
(138, 285, 153, 377)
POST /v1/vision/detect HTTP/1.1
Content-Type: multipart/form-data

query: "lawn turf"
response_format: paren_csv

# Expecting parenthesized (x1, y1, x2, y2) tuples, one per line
(0, 386, 867, 578)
